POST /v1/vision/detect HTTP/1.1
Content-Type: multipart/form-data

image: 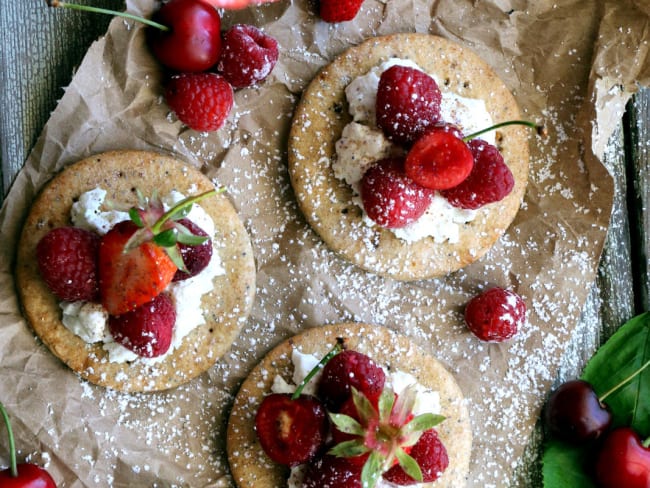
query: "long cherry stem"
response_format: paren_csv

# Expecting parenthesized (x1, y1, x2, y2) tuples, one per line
(291, 338, 345, 400)
(0, 402, 18, 478)
(462, 120, 545, 142)
(47, 0, 169, 31)
(599, 357, 650, 403)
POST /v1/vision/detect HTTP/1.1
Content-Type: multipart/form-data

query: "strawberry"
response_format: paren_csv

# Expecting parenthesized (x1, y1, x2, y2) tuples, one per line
(165, 72, 233, 132)
(217, 24, 278, 89)
(319, 0, 364, 22)
(108, 293, 175, 358)
(464, 287, 526, 342)
(317, 349, 386, 411)
(376, 65, 442, 146)
(441, 138, 515, 209)
(36, 226, 100, 302)
(99, 190, 217, 315)
(360, 158, 434, 229)
(405, 128, 474, 190)
(302, 454, 363, 487)
(255, 393, 328, 467)
(172, 218, 212, 282)
(382, 428, 449, 485)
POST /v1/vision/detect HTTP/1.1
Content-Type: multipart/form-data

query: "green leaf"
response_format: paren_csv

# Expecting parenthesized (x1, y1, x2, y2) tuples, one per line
(581, 311, 650, 436)
(541, 439, 597, 488)
(154, 228, 178, 248)
(404, 413, 445, 435)
(129, 207, 144, 227)
(329, 440, 369, 458)
(164, 243, 186, 272)
(352, 387, 377, 424)
(378, 387, 395, 423)
(395, 447, 423, 482)
(361, 450, 384, 488)
(329, 413, 365, 436)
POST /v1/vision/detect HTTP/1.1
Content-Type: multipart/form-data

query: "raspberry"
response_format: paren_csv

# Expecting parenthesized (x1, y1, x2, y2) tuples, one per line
(217, 24, 278, 89)
(108, 293, 175, 357)
(165, 72, 233, 132)
(172, 218, 213, 282)
(319, 0, 364, 23)
(382, 429, 449, 485)
(317, 349, 386, 411)
(376, 65, 442, 145)
(464, 287, 526, 342)
(441, 139, 515, 209)
(255, 393, 328, 467)
(302, 455, 363, 488)
(405, 128, 474, 190)
(36, 226, 100, 302)
(360, 158, 434, 229)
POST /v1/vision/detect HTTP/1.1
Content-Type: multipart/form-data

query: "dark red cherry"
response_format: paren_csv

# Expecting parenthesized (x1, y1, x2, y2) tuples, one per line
(595, 427, 650, 488)
(544, 379, 612, 444)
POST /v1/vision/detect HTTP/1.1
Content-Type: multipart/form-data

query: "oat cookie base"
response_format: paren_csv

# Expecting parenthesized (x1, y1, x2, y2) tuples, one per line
(227, 322, 472, 487)
(15, 150, 256, 392)
(288, 33, 529, 280)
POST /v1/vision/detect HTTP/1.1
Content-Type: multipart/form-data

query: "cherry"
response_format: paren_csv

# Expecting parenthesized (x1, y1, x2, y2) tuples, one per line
(595, 427, 650, 488)
(544, 379, 612, 444)
(0, 402, 56, 488)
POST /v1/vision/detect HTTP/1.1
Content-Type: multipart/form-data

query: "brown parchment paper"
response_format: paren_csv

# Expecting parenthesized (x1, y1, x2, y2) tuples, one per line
(1, 0, 650, 486)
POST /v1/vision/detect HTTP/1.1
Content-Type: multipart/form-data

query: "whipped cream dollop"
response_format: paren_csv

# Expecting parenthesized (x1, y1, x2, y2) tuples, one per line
(334, 58, 497, 243)
(61, 188, 225, 364)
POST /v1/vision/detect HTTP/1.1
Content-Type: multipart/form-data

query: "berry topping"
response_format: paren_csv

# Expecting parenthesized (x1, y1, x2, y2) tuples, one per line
(217, 24, 279, 89)
(317, 349, 386, 411)
(36, 226, 100, 302)
(172, 218, 212, 282)
(441, 138, 515, 209)
(360, 158, 435, 229)
(254, 393, 328, 467)
(108, 292, 175, 358)
(464, 287, 526, 342)
(319, 0, 364, 23)
(302, 454, 363, 487)
(404, 128, 474, 190)
(376, 65, 442, 145)
(165, 72, 234, 132)
(382, 428, 449, 485)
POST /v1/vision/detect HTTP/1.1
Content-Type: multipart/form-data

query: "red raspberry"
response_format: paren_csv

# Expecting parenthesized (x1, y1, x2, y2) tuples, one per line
(217, 24, 278, 89)
(464, 287, 526, 342)
(360, 158, 435, 229)
(405, 128, 474, 190)
(36, 226, 100, 302)
(319, 0, 364, 23)
(382, 429, 449, 484)
(302, 454, 363, 488)
(172, 218, 213, 282)
(317, 349, 386, 411)
(108, 293, 176, 357)
(165, 72, 233, 132)
(376, 65, 442, 145)
(441, 139, 515, 209)
(254, 393, 328, 467)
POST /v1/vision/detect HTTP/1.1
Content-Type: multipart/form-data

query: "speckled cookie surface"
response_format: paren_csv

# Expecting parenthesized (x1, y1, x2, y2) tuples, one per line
(288, 33, 529, 280)
(227, 322, 472, 487)
(15, 150, 256, 392)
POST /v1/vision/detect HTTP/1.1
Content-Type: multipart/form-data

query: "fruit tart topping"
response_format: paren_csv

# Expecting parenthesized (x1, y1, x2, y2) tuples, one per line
(172, 218, 213, 282)
(36, 226, 100, 302)
(319, 0, 365, 23)
(360, 158, 435, 230)
(108, 292, 176, 358)
(302, 454, 363, 487)
(376, 65, 442, 146)
(382, 428, 449, 485)
(165, 72, 234, 132)
(464, 287, 526, 342)
(217, 24, 279, 89)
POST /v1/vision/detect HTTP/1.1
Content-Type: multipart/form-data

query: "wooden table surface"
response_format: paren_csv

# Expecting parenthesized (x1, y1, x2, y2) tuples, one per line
(1, 1, 648, 486)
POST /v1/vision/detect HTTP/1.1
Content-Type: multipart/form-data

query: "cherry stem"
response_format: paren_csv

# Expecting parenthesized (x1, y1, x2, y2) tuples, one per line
(46, 0, 170, 31)
(462, 120, 545, 142)
(151, 188, 222, 234)
(599, 356, 650, 403)
(291, 338, 345, 400)
(0, 402, 18, 478)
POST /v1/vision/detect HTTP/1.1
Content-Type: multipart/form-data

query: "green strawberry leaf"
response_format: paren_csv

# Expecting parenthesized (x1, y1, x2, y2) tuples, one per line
(352, 386, 377, 424)
(395, 447, 423, 482)
(361, 450, 384, 488)
(403, 413, 446, 436)
(542, 312, 650, 487)
(378, 387, 395, 423)
(329, 412, 365, 436)
(329, 439, 369, 458)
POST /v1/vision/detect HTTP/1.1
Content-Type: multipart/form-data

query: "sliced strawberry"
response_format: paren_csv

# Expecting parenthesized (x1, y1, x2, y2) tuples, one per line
(382, 428, 449, 485)
(36, 226, 100, 302)
(376, 65, 442, 145)
(360, 158, 435, 229)
(108, 293, 175, 358)
(172, 218, 212, 282)
(302, 454, 363, 488)
(317, 349, 386, 411)
(405, 128, 474, 190)
(441, 138, 515, 209)
(255, 393, 328, 467)
(99, 221, 177, 315)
